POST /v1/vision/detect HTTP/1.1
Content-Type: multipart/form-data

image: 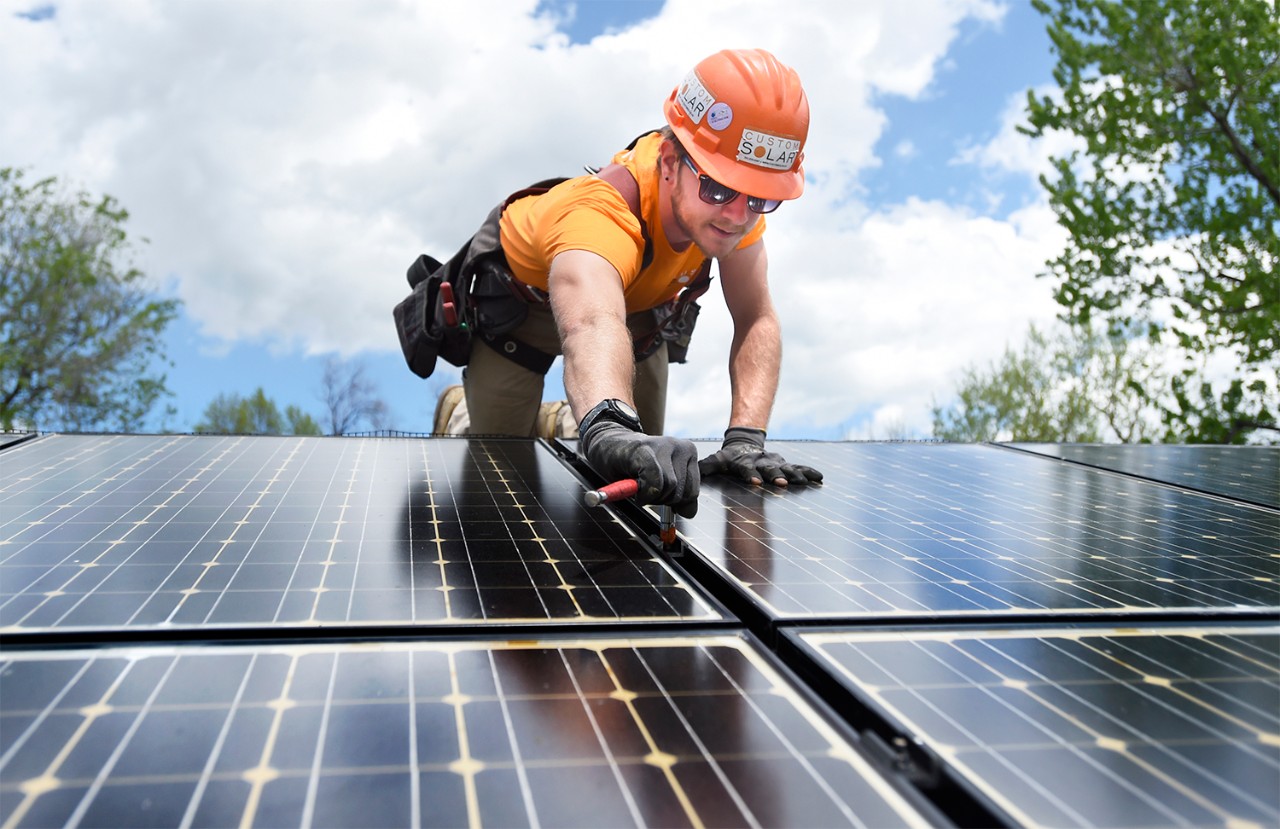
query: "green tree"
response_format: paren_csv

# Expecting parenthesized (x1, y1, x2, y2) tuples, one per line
(195, 388, 321, 435)
(1025, 0, 1279, 442)
(932, 323, 1164, 443)
(1, 167, 180, 431)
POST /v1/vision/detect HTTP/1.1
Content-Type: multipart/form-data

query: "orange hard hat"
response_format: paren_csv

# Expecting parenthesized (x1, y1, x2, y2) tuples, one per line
(664, 49, 809, 201)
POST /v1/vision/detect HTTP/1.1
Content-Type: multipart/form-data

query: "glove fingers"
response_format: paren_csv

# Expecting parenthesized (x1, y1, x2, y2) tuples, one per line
(697, 455, 724, 477)
(637, 440, 699, 507)
(797, 464, 824, 484)
(758, 461, 788, 485)
(680, 447, 700, 515)
(662, 441, 699, 504)
(698, 439, 823, 489)
(727, 454, 764, 484)
(620, 442, 658, 501)
(780, 463, 823, 485)
(668, 443, 699, 517)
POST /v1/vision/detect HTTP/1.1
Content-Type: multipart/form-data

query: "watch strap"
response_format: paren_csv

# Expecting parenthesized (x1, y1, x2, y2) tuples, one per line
(579, 398, 642, 437)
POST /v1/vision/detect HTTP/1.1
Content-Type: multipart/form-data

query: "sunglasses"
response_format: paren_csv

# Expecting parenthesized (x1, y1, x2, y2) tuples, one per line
(681, 155, 782, 214)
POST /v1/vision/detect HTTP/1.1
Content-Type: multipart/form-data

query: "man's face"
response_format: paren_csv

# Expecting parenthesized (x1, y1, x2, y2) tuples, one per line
(668, 155, 759, 260)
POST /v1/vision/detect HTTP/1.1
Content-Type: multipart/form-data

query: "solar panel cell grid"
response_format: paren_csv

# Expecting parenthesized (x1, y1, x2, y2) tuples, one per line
(1007, 443, 1280, 508)
(0, 637, 930, 829)
(794, 626, 1280, 829)
(0, 435, 720, 632)
(3, 434, 1277, 828)
(676, 442, 1280, 620)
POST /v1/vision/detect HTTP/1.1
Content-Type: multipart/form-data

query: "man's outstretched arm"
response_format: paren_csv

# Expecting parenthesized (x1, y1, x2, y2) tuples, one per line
(704, 240, 823, 487)
(549, 250, 701, 516)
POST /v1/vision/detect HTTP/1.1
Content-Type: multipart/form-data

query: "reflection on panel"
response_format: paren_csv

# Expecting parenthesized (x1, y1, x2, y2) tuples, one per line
(794, 625, 1280, 829)
(0, 636, 930, 829)
(0, 435, 719, 632)
(1007, 443, 1280, 509)
(675, 442, 1279, 620)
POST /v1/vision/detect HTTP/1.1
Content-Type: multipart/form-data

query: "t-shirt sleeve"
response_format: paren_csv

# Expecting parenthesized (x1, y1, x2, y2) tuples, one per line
(535, 178, 647, 286)
(737, 215, 767, 250)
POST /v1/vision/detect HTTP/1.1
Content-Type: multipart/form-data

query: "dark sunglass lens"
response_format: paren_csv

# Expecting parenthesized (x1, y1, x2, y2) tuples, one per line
(702, 180, 737, 204)
(748, 197, 782, 214)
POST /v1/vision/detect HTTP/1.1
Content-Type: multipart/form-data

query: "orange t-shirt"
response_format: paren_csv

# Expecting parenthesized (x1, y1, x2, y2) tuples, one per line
(498, 133, 767, 314)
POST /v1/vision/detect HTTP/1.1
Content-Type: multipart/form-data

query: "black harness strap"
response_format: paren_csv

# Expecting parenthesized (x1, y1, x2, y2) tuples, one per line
(478, 331, 557, 374)
(594, 164, 654, 272)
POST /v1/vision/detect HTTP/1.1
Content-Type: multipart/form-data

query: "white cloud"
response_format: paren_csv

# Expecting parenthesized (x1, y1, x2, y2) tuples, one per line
(954, 84, 1083, 180)
(2, 0, 1064, 438)
(665, 194, 1066, 437)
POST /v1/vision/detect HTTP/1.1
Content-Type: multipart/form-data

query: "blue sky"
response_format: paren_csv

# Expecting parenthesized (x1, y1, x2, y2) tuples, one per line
(3, 0, 1067, 439)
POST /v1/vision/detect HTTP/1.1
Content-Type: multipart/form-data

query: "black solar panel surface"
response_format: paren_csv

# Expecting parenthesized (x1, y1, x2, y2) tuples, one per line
(674, 442, 1279, 621)
(3, 435, 1277, 829)
(790, 625, 1280, 829)
(0, 435, 719, 632)
(0, 635, 929, 829)
(1006, 443, 1280, 509)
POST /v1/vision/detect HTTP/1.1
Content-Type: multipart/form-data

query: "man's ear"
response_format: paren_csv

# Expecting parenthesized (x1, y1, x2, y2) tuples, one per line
(658, 140, 680, 181)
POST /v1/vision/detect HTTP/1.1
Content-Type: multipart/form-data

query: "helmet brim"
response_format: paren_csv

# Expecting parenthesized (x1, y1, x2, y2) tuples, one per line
(689, 143, 805, 202)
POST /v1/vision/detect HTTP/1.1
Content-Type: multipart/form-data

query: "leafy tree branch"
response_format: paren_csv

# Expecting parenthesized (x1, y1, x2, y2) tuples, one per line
(1, 167, 179, 431)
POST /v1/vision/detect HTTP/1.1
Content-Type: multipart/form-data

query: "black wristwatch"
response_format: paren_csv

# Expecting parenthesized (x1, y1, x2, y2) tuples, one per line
(578, 398, 643, 436)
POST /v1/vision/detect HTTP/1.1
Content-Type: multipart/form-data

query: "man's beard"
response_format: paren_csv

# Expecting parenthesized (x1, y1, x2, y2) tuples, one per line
(669, 177, 746, 259)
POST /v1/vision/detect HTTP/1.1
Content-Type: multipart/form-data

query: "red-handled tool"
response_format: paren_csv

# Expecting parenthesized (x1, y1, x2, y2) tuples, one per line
(583, 478, 639, 507)
(583, 478, 677, 549)
(439, 281, 459, 328)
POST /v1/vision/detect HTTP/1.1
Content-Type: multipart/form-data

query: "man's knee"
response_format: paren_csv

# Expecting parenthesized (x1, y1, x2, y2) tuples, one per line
(462, 342, 545, 436)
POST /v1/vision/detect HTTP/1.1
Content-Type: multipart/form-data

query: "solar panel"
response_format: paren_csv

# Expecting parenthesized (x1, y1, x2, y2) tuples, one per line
(672, 442, 1280, 621)
(4, 434, 1275, 828)
(787, 625, 1280, 829)
(0, 634, 932, 828)
(1005, 443, 1280, 509)
(0, 433, 34, 451)
(0, 435, 721, 633)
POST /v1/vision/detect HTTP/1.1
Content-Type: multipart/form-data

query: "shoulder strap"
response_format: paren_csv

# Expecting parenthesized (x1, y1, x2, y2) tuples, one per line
(594, 163, 654, 271)
(502, 177, 571, 212)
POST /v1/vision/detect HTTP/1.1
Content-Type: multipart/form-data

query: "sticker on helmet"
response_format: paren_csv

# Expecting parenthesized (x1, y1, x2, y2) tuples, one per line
(707, 102, 733, 131)
(676, 71, 714, 125)
(737, 129, 801, 171)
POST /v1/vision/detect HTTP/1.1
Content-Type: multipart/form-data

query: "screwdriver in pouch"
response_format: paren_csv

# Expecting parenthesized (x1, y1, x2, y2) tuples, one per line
(582, 478, 677, 549)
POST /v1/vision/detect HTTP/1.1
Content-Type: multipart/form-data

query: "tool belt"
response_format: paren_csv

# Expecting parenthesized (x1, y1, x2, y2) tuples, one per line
(394, 153, 713, 379)
(392, 179, 566, 379)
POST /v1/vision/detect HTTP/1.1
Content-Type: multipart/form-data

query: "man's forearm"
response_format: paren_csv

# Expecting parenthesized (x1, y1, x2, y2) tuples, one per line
(547, 250, 637, 422)
(727, 314, 781, 429)
(559, 314, 635, 421)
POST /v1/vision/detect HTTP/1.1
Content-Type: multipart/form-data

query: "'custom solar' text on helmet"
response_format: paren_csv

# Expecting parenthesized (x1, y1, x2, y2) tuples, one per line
(663, 49, 809, 201)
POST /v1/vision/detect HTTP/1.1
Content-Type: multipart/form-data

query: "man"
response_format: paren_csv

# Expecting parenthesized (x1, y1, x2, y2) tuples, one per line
(464, 48, 822, 516)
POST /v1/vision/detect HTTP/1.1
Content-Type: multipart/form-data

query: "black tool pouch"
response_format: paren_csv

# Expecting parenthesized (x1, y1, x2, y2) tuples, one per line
(471, 256, 530, 336)
(393, 254, 473, 379)
(394, 180, 569, 380)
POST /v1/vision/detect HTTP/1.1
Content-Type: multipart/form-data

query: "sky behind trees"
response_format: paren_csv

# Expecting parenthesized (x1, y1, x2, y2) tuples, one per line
(1, 0, 1068, 438)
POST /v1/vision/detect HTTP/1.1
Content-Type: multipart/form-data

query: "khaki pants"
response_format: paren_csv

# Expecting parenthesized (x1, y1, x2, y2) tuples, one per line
(463, 303, 670, 436)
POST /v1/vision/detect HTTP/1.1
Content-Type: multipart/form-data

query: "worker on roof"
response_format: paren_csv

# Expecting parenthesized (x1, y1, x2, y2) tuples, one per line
(421, 49, 823, 517)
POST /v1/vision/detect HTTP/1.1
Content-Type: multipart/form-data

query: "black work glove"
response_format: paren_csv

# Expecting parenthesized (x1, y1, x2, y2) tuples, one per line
(580, 422, 701, 518)
(698, 427, 824, 487)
